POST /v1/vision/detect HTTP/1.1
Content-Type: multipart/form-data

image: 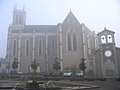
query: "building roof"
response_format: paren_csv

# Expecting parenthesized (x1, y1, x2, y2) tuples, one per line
(97, 27, 115, 36)
(81, 23, 92, 33)
(11, 25, 57, 33)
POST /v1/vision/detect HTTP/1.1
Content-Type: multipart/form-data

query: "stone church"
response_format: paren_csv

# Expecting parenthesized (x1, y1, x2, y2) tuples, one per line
(6, 8, 120, 78)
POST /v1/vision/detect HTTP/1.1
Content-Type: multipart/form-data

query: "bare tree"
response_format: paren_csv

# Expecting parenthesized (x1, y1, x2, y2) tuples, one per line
(6, 62, 10, 74)
(79, 57, 86, 77)
(53, 57, 61, 72)
(12, 58, 18, 72)
(30, 59, 38, 74)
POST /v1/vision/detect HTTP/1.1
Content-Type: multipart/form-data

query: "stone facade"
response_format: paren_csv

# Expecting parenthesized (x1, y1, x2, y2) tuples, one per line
(6, 8, 120, 78)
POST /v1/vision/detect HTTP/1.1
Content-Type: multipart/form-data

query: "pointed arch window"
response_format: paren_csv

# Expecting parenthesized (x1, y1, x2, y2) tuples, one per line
(73, 32, 77, 51)
(67, 31, 77, 51)
(25, 40, 29, 56)
(15, 15, 19, 24)
(52, 40, 55, 55)
(13, 40, 17, 56)
(15, 14, 23, 24)
(19, 14, 22, 24)
(67, 32, 72, 51)
(38, 39, 42, 56)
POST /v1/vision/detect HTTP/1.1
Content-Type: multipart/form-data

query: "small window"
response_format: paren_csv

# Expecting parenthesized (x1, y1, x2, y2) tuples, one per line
(101, 35, 106, 43)
(107, 35, 112, 43)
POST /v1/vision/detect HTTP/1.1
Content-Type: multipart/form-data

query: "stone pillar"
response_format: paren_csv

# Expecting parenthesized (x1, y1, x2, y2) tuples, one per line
(18, 30, 21, 72)
(7, 29, 10, 62)
(59, 24, 63, 71)
(7, 28, 11, 71)
(113, 46, 119, 78)
(32, 31, 35, 60)
(45, 33, 48, 72)
(100, 47, 105, 78)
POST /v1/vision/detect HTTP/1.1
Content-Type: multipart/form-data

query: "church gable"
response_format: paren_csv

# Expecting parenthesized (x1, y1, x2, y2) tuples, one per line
(97, 28, 115, 36)
(60, 11, 84, 70)
(62, 11, 81, 27)
(61, 11, 82, 37)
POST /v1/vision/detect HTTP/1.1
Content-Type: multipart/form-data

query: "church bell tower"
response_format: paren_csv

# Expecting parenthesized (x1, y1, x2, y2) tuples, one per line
(97, 27, 119, 78)
(12, 7, 26, 26)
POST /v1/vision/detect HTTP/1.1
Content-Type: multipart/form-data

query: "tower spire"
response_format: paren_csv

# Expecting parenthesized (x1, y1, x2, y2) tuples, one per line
(104, 27, 106, 30)
(14, 3, 17, 11)
(70, 8, 71, 12)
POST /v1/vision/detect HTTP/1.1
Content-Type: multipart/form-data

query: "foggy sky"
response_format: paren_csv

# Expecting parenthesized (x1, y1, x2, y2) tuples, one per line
(0, 0, 120, 58)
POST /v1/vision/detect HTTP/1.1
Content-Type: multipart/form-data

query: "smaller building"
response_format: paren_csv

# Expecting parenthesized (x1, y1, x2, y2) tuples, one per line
(95, 28, 120, 78)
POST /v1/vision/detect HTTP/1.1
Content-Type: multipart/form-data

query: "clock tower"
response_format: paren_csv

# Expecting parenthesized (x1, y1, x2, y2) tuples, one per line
(96, 28, 119, 78)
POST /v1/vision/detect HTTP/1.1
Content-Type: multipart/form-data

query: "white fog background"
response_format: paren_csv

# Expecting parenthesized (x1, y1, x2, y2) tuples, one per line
(0, 0, 120, 58)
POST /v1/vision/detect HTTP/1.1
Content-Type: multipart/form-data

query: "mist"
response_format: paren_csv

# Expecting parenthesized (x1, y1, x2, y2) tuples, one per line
(0, 0, 120, 58)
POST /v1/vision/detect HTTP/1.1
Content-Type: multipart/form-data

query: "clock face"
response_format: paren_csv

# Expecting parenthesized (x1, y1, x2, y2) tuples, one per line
(105, 50, 112, 57)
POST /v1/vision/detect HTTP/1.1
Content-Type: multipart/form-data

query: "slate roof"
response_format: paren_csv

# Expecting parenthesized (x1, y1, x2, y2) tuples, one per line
(11, 25, 57, 33)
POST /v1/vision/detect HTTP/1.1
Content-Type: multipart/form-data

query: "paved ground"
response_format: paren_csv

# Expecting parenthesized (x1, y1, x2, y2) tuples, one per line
(75, 80, 120, 90)
(0, 79, 120, 90)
